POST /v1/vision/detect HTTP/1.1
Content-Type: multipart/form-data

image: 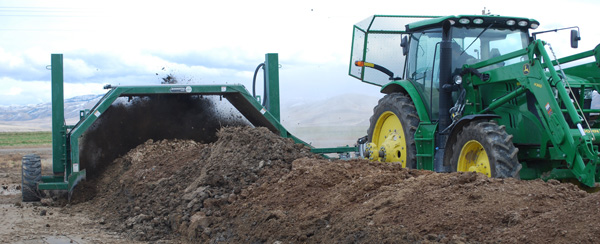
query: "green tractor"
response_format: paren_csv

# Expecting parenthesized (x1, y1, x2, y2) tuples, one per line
(351, 15, 600, 186)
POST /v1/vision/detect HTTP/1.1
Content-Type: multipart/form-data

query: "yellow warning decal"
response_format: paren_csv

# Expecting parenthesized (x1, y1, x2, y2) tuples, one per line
(523, 63, 530, 75)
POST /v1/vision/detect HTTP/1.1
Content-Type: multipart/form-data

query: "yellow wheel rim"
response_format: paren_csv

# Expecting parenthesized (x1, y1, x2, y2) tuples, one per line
(457, 140, 491, 177)
(372, 111, 407, 167)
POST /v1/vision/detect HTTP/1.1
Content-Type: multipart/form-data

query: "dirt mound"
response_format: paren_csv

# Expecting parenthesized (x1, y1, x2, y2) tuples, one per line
(221, 158, 596, 243)
(77, 126, 316, 242)
(75, 126, 600, 243)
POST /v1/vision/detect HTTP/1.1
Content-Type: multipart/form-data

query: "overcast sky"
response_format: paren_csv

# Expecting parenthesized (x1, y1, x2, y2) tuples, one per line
(1, 0, 599, 106)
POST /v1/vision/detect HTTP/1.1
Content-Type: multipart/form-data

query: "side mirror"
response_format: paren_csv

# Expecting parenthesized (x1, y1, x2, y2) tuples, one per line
(401, 36, 409, 56)
(571, 29, 580, 48)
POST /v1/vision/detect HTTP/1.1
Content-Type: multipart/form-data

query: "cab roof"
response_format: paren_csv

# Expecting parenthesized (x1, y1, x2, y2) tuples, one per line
(406, 15, 540, 32)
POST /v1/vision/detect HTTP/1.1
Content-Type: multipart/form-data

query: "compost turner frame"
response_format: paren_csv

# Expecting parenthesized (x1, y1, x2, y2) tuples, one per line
(37, 53, 355, 195)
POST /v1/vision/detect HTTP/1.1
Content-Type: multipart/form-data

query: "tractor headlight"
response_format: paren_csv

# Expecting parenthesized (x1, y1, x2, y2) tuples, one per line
(459, 18, 470, 24)
(473, 18, 484, 24)
(454, 75, 462, 85)
(506, 19, 516, 26)
(530, 23, 539, 29)
(518, 20, 528, 27)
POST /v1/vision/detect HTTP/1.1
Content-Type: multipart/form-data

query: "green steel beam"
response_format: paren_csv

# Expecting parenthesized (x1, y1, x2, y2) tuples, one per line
(479, 86, 527, 114)
(552, 49, 594, 66)
(38, 182, 68, 190)
(38, 170, 85, 191)
(41, 175, 64, 183)
(265, 53, 280, 121)
(51, 54, 67, 174)
(349, 26, 362, 80)
(311, 146, 357, 154)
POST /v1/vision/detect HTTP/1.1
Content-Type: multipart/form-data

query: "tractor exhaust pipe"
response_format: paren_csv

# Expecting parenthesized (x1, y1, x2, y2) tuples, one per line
(434, 21, 454, 172)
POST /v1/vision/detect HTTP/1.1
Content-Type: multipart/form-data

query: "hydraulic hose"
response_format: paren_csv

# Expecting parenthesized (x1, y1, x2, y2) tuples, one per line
(252, 63, 267, 107)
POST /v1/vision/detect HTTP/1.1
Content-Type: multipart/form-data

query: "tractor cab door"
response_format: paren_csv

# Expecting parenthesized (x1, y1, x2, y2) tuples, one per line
(405, 29, 442, 121)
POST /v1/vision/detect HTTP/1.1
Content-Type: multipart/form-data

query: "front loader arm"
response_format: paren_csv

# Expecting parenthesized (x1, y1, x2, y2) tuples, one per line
(523, 58, 596, 186)
(462, 40, 600, 186)
(529, 41, 600, 186)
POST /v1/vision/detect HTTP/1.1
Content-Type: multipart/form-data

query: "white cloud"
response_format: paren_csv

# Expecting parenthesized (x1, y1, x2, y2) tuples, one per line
(0, 47, 25, 68)
(0, 77, 106, 105)
(0, 78, 51, 105)
(64, 58, 98, 79)
(0, 0, 599, 106)
(3, 87, 23, 96)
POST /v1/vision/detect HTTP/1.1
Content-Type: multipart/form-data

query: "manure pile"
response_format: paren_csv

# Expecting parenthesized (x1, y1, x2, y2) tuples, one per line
(75, 126, 600, 243)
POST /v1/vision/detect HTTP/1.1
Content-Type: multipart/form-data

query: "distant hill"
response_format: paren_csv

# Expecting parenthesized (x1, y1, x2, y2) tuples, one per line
(0, 95, 103, 132)
(281, 93, 380, 127)
(280, 94, 381, 148)
(0, 93, 383, 143)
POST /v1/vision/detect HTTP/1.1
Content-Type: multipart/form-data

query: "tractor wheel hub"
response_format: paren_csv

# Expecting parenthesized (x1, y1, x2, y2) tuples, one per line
(379, 131, 405, 166)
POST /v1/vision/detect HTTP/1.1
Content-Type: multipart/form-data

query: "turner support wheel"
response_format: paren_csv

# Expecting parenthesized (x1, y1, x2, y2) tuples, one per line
(449, 121, 521, 178)
(366, 93, 419, 168)
(21, 154, 42, 202)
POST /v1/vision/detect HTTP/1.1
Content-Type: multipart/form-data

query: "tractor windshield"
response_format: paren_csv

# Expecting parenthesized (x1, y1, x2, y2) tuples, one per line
(450, 27, 530, 74)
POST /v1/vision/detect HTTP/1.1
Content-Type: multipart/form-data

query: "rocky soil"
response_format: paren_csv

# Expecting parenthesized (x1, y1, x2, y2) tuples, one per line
(0, 146, 140, 243)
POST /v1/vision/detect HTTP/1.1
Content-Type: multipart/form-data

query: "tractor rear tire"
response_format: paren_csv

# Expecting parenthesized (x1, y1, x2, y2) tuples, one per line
(449, 121, 521, 178)
(367, 93, 419, 168)
(21, 154, 42, 202)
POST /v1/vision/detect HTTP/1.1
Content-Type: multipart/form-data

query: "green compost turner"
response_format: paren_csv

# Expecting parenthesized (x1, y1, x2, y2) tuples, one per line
(22, 53, 356, 201)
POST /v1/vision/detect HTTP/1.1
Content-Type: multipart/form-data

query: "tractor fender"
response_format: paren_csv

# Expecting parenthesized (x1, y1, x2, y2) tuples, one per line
(381, 81, 431, 122)
(442, 114, 501, 166)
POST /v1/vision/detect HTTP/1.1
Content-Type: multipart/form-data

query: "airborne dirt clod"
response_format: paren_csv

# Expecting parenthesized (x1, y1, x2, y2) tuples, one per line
(71, 126, 600, 243)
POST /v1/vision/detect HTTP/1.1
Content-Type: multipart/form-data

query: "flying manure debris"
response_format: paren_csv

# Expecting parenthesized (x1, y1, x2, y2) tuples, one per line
(79, 93, 250, 178)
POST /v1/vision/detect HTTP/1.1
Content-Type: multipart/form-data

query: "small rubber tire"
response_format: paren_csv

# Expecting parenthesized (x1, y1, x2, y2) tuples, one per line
(449, 121, 521, 178)
(21, 154, 42, 202)
(367, 93, 420, 168)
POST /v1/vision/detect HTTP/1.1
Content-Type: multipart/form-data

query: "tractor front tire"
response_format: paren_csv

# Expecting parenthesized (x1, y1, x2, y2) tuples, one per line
(449, 121, 521, 178)
(21, 154, 42, 202)
(367, 93, 419, 168)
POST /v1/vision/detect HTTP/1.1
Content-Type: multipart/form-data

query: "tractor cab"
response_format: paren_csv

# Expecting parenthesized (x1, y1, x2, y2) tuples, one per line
(350, 15, 536, 178)
(350, 15, 538, 121)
